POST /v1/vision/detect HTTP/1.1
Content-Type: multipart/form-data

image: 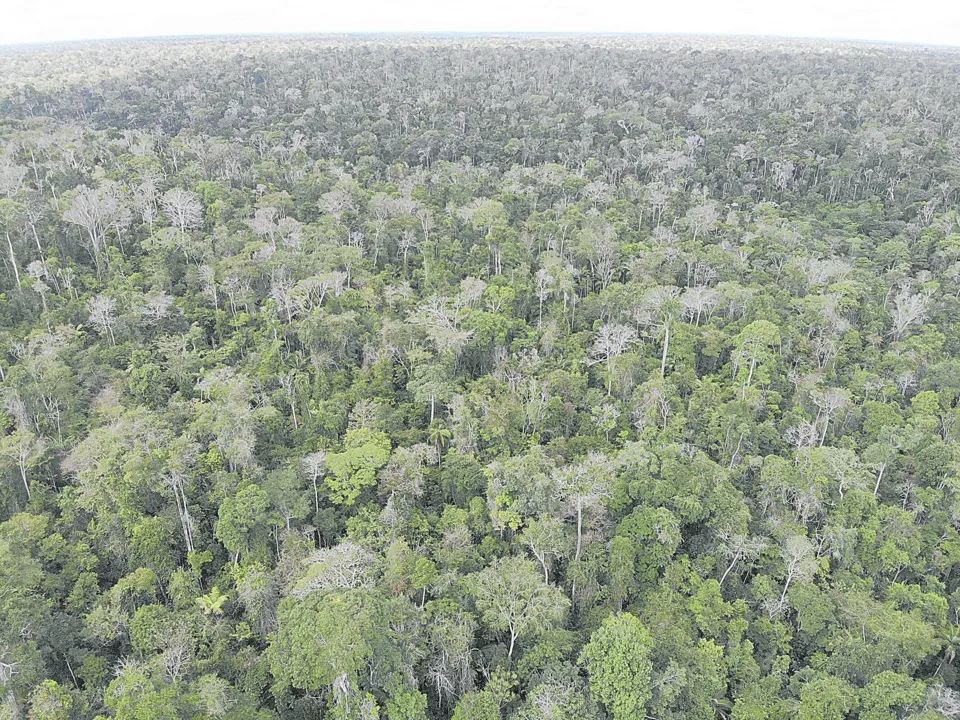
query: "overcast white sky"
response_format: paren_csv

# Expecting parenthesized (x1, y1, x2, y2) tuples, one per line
(2, 0, 958, 47)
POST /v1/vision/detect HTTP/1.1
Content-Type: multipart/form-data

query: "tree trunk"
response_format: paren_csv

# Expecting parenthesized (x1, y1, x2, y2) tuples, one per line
(5, 232, 21, 289)
(719, 552, 741, 586)
(742, 357, 756, 398)
(574, 500, 584, 563)
(660, 320, 670, 376)
(779, 570, 794, 604)
(874, 463, 886, 497)
(19, 464, 30, 500)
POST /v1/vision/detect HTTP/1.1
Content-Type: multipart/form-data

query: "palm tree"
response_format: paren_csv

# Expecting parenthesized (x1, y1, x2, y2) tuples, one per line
(934, 625, 960, 677)
(428, 421, 452, 464)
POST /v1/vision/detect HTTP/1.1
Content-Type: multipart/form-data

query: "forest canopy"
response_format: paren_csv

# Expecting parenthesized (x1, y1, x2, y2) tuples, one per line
(2, 33, 960, 720)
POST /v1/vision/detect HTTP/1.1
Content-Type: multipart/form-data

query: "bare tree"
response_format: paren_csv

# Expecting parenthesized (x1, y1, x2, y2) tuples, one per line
(0, 428, 47, 500)
(0, 654, 19, 685)
(520, 516, 568, 583)
(289, 541, 377, 598)
(302, 452, 327, 515)
(681, 286, 721, 325)
(63, 185, 118, 271)
(634, 285, 681, 377)
(0, 204, 23, 289)
(140, 291, 177, 323)
(0, 161, 28, 197)
(771, 534, 818, 614)
(409, 296, 475, 357)
(785, 420, 819, 450)
(161, 188, 203, 243)
(683, 200, 719, 242)
(534, 268, 554, 329)
(293, 272, 348, 313)
(87, 294, 117, 345)
(890, 288, 932, 341)
(162, 628, 194, 682)
(717, 532, 767, 586)
(811, 387, 851, 446)
(165, 471, 196, 555)
(589, 323, 638, 395)
(248, 206, 280, 246)
(555, 453, 614, 567)
(578, 220, 618, 290)
(426, 610, 476, 709)
(235, 566, 279, 637)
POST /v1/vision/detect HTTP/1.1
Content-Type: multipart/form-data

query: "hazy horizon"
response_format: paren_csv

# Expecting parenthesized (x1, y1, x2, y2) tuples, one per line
(4, 0, 959, 48)
(2, 30, 959, 52)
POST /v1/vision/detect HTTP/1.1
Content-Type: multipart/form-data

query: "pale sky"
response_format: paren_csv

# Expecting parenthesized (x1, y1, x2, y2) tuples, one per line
(2, 0, 959, 47)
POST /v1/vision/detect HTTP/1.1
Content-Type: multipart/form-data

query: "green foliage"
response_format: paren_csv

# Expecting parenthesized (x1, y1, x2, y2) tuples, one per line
(451, 691, 500, 720)
(216, 485, 270, 560)
(196, 586, 228, 616)
(385, 690, 428, 720)
(268, 590, 375, 693)
(105, 665, 192, 720)
(2, 35, 960, 720)
(325, 428, 392, 505)
(581, 613, 654, 720)
(795, 673, 857, 720)
(859, 671, 926, 720)
(28, 680, 74, 720)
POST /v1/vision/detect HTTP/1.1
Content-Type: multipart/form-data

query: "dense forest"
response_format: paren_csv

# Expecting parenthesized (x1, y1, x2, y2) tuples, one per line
(3, 33, 960, 720)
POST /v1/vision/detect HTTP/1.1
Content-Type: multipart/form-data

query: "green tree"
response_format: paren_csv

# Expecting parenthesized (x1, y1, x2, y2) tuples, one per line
(385, 690, 428, 720)
(732, 320, 781, 397)
(451, 690, 500, 720)
(325, 428, 392, 505)
(28, 680, 74, 720)
(795, 672, 856, 720)
(269, 589, 375, 695)
(215, 484, 271, 564)
(581, 612, 654, 720)
(859, 671, 925, 720)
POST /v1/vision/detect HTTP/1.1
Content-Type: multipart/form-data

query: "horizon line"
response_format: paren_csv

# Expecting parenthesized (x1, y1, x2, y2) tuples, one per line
(3, 30, 959, 52)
